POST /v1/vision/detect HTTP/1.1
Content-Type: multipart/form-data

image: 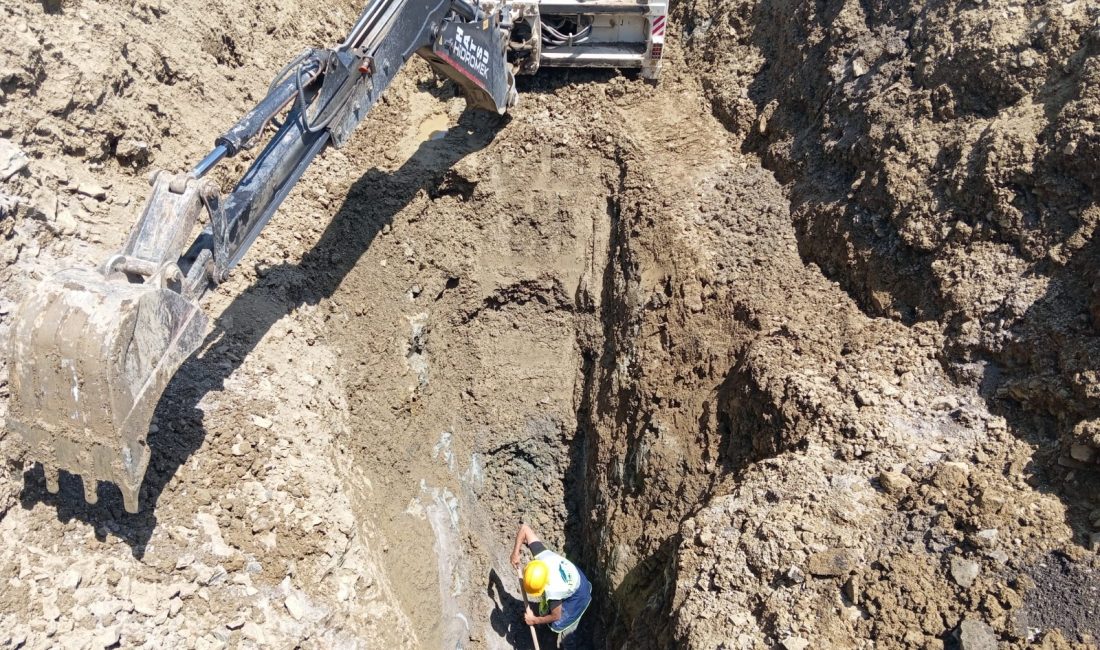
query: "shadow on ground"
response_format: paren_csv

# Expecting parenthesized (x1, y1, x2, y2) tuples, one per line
(488, 567, 541, 649)
(976, 228, 1100, 548)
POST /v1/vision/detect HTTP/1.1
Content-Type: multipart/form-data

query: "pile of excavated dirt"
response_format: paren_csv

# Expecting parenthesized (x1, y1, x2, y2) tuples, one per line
(1, 0, 1098, 649)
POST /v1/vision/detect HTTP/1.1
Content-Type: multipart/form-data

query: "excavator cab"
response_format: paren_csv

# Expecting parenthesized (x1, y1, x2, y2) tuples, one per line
(510, 0, 664, 78)
(508, 0, 666, 78)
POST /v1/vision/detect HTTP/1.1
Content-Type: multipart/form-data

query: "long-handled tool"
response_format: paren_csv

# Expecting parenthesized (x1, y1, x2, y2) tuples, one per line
(519, 567, 541, 650)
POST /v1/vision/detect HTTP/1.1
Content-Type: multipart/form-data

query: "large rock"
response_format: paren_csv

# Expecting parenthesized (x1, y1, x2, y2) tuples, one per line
(129, 581, 164, 617)
(284, 590, 309, 620)
(806, 548, 857, 577)
(879, 470, 913, 495)
(239, 624, 265, 646)
(957, 619, 997, 650)
(950, 557, 980, 589)
(1069, 443, 1095, 463)
(970, 529, 999, 549)
(88, 599, 126, 621)
(93, 626, 121, 649)
(0, 139, 28, 181)
(0, 193, 17, 220)
(58, 567, 83, 590)
(115, 138, 151, 165)
(75, 182, 107, 200)
(242, 622, 266, 644)
(932, 461, 971, 490)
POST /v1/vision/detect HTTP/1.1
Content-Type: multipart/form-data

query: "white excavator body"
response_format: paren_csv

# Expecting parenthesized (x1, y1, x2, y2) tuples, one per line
(509, 0, 666, 78)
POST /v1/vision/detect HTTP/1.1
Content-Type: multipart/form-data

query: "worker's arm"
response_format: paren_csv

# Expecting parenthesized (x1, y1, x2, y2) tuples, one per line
(524, 604, 563, 626)
(510, 523, 541, 569)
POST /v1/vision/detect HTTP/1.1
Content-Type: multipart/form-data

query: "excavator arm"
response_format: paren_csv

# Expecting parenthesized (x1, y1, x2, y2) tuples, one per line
(204, 0, 517, 283)
(5, 0, 666, 513)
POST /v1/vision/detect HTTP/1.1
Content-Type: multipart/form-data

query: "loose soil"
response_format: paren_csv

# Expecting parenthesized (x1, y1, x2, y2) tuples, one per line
(0, 0, 1098, 648)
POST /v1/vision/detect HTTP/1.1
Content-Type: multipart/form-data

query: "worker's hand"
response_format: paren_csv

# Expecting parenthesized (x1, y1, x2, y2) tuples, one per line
(524, 607, 538, 626)
(510, 549, 521, 571)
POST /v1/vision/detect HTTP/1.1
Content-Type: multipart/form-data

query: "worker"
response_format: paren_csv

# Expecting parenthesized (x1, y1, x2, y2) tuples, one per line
(510, 523, 592, 646)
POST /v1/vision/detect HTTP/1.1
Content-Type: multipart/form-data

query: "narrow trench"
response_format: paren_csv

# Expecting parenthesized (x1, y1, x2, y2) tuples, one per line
(305, 93, 635, 648)
(557, 154, 628, 649)
(308, 83, 808, 646)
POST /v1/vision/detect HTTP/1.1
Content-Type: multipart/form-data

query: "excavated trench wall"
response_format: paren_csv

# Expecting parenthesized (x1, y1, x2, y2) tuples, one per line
(681, 0, 1100, 451)
(572, 0, 1100, 646)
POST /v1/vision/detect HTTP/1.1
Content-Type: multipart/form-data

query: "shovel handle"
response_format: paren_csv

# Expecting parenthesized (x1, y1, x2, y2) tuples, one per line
(519, 567, 541, 650)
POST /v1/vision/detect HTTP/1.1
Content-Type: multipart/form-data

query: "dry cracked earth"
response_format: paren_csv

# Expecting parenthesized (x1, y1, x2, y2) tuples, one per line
(1, 0, 1100, 649)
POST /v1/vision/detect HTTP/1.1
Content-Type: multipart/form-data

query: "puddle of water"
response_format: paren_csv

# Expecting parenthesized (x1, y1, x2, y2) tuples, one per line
(417, 113, 451, 143)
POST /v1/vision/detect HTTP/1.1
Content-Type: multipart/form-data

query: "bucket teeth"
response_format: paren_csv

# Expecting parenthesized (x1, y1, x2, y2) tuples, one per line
(82, 477, 99, 505)
(121, 486, 139, 514)
(44, 465, 60, 494)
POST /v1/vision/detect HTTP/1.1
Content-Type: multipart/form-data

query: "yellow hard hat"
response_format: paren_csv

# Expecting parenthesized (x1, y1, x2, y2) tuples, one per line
(524, 560, 550, 598)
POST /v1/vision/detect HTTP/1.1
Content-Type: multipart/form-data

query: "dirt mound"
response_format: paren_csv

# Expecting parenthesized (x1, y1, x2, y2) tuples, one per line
(1, 0, 1098, 648)
(681, 0, 1100, 454)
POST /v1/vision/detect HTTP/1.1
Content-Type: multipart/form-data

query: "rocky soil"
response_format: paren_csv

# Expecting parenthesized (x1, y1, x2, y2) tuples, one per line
(0, 0, 1098, 649)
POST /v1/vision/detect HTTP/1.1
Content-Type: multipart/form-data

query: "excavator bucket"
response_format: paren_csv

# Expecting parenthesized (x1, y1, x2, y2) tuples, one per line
(6, 268, 207, 512)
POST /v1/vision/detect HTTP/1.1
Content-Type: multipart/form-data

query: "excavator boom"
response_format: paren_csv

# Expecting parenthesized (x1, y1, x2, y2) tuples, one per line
(5, 0, 665, 512)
